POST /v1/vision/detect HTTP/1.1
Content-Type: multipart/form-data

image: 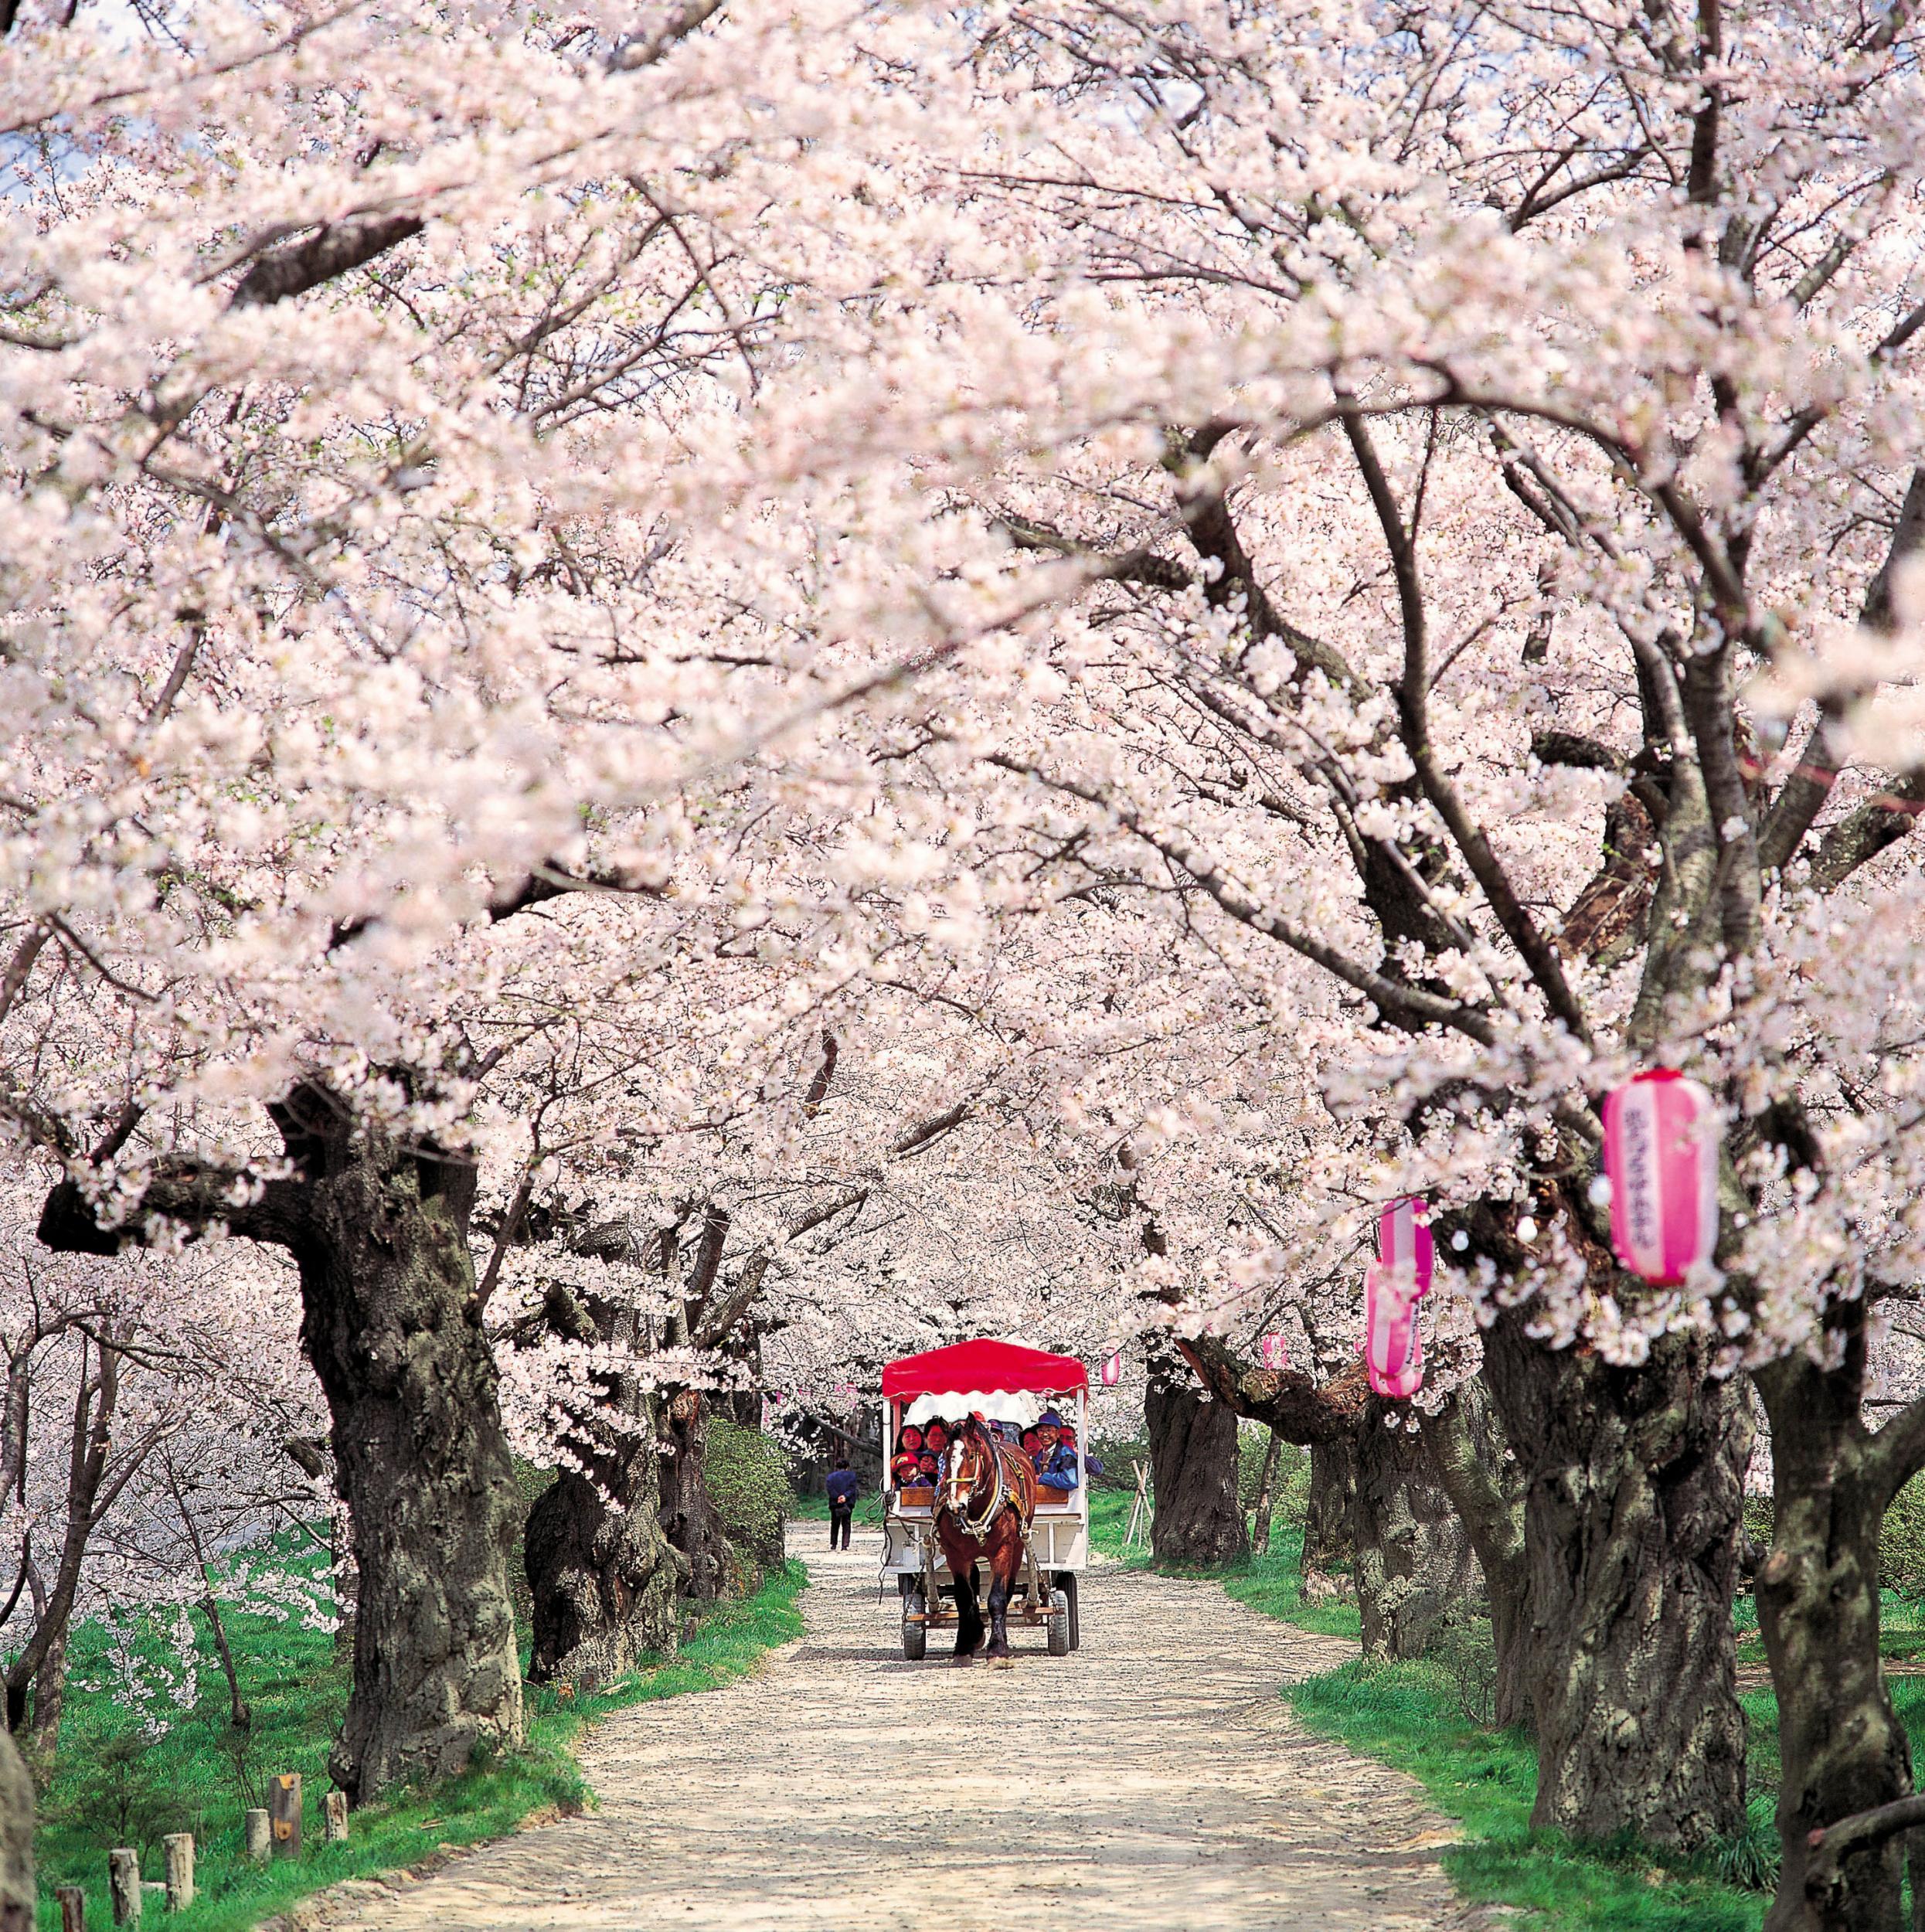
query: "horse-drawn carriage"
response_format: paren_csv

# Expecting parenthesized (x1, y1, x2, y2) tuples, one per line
(879, 1339, 1089, 1661)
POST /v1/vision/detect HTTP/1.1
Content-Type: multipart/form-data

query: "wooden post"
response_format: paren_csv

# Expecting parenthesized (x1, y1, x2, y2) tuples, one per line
(162, 1832, 194, 1910)
(270, 1771, 302, 1859)
(55, 1884, 85, 1932)
(108, 1849, 141, 1924)
(324, 1790, 349, 1842)
(243, 1807, 271, 1863)
(1124, 1459, 1153, 1551)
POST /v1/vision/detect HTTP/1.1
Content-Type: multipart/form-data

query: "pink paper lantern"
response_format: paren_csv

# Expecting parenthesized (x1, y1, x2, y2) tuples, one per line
(1100, 1351, 1122, 1387)
(1364, 1260, 1424, 1399)
(1379, 1196, 1434, 1297)
(1601, 1069, 1719, 1286)
(1260, 1333, 1291, 1371)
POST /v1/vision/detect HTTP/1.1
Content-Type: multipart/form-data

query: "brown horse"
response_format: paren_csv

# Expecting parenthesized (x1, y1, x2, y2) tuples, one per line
(934, 1414, 1038, 1663)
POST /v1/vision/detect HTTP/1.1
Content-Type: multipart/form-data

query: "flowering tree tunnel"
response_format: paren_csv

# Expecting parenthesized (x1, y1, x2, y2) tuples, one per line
(1, 1325, 162, 1757)
(36, 1079, 525, 1801)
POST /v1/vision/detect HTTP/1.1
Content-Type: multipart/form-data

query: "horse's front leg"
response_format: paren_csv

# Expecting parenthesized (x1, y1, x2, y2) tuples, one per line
(951, 1563, 984, 1663)
(984, 1543, 1013, 1659)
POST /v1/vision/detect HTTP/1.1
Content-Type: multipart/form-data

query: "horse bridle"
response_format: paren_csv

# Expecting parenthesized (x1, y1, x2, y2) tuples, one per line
(941, 1431, 1006, 1538)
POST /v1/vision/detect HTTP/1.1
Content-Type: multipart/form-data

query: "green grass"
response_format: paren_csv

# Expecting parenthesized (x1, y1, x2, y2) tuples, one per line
(1114, 1509, 1767, 1932)
(32, 1555, 806, 1931)
(1291, 1660, 1763, 1931)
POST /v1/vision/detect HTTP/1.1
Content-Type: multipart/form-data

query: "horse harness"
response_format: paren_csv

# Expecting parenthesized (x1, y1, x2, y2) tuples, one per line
(944, 1436, 1028, 1539)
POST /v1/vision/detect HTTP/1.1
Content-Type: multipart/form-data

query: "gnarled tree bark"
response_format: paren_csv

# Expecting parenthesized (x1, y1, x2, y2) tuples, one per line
(38, 1079, 525, 1801)
(1353, 1401, 1481, 1663)
(1175, 1333, 1479, 1660)
(1480, 1301, 1749, 1852)
(1754, 1303, 1925, 1932)
(1146, 1357, 1246, 1566)
(1304, 1437, 1357, 1580)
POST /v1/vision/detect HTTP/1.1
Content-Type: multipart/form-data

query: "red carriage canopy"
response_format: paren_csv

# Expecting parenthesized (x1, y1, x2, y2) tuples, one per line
(880, 1338, 1089, 1401)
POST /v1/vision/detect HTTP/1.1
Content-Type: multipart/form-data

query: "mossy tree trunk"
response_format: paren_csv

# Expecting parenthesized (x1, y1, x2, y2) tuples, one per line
(1145, 1360, 1246, 1566)
(1755, 1308, 1925, 1932)
(1481, 1304, 1749, 1852)
(1352, 1398, 1480, 1662)
(1304, 1437, 1356, 1579)
(39, 1077, 525, 1803)
(661, 1389, 730, 1602)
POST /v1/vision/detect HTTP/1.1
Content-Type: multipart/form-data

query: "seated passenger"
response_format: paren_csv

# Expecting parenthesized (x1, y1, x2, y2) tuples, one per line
(923, 1421, 951, 1460)
(899, 1424, 925, 1458)
(917, 1451, 941, 1484)
(891, 1450, 924, 1488)
(1032, 1413, 1079, 1492)
(1057, 1422, 1104, 1479)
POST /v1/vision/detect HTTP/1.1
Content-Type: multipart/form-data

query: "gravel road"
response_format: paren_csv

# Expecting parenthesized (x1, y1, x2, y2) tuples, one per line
(307, 1523, 1476, 1932)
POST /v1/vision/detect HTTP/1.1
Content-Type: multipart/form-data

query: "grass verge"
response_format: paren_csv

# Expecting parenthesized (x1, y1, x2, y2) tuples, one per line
(33, 1559, 806, 1932)
(1100, 1502, 1768, 1932)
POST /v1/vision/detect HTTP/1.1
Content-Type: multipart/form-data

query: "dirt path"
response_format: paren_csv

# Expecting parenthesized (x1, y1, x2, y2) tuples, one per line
(309, 1526, 1477, 1932)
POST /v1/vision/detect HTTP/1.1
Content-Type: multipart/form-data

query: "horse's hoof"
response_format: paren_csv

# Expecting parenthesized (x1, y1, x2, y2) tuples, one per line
(951, 1655, 975, 1668)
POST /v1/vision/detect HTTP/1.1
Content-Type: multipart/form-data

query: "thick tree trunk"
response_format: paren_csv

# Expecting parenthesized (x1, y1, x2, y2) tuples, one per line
(1756, 1346, 1916, 1932)
(1424, 1375, 1532, 1731)
(0, 1724, 29, 1932)
(1352, 1399, 1480, 1662)
(526, 1463, 685, 1685)
(1304, 1437, 1356, 1580)
(1481, 1308, 1749, 1851)
(38, 1080, 527, 1804)
(1146, 1366, 1246, 1566)
(298, 1150, 525, 1800)
(661, 1391, 730, 1602)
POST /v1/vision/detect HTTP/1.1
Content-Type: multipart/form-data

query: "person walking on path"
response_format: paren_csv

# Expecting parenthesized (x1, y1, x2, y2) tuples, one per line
(826, 1454, 858, 1549)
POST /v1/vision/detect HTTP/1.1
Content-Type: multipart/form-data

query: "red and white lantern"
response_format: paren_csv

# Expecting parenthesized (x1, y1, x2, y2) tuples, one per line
(1378, 1196, 1434, 1297)
(1100, 1352, 1123, 1388)
(1601, 1069, 1719, 1286)
(1260, 1333, 1291, 1372)
(1365, 1260, 1424, 1399)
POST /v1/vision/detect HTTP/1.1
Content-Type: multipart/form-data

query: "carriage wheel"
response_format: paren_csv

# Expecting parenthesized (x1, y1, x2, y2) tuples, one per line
(1046, 1587, 1071, 1657)
(1056, 1571, 1081, 1650)
(902, 1600, 927, 1662)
